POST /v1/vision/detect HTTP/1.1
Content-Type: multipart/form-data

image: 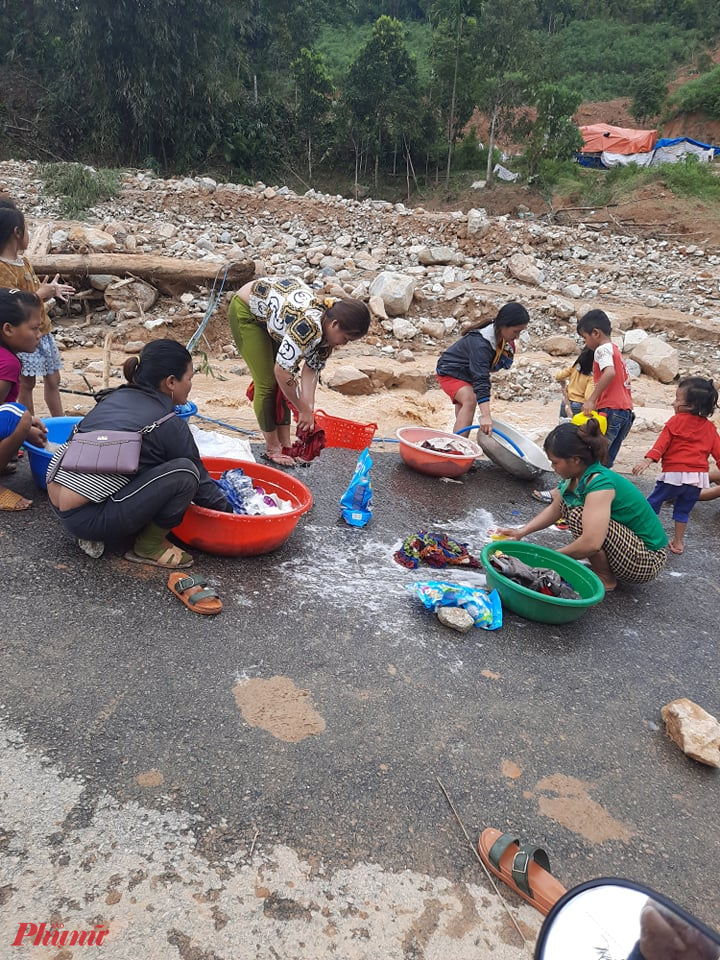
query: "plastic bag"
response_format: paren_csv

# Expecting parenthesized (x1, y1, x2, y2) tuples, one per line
(340, 447, 373, 527)
(406, 580, 503, 630)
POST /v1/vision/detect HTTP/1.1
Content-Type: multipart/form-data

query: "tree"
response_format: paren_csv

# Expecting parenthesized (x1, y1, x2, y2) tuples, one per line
(474, 0, 539, 183)
(630, 69, 667, 122)
(292, 48, 334, 181)
(344, 16, 421, 190)
(521, 82, 583, 177)
(429, 0, 482, 185)
(49, 0, 243, 168)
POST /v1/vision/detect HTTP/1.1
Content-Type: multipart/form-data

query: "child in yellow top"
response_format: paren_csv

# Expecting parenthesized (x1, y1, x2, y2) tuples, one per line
(0, 198, 74, 416)
(556, 347, 594, 419)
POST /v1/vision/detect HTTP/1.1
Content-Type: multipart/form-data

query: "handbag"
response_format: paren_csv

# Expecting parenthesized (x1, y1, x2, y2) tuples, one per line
(59, 411, 176, 476)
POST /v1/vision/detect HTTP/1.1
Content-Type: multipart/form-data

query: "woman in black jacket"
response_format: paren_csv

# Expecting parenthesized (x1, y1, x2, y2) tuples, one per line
(48, 339, 229, 567)
(436, 302, 530, 435)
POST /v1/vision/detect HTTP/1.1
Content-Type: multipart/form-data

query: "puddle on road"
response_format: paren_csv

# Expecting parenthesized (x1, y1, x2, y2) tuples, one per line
(233, 676, 326, 742)
(529, 773, 634, 844)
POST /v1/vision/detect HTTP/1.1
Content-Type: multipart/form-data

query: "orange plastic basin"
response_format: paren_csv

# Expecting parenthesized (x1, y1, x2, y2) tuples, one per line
(396, 427, 482, 478)
(172, 457, 313, 557)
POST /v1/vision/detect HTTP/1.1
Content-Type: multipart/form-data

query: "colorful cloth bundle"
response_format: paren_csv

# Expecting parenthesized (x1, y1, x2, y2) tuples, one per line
(394, 531, 482, 570)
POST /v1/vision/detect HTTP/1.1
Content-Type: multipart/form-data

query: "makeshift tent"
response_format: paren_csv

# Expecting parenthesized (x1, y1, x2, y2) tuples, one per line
(585, 135, 720, 169)
(652, 137, 720, 164)
(579, 123, 657, 155)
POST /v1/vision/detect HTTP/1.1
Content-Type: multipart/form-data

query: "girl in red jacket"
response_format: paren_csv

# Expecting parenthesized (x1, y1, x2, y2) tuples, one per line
(633, 377, 720, 554)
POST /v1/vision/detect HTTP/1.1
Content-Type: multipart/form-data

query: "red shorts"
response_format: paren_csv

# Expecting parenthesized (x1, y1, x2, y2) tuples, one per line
(437, 374, 472, 402)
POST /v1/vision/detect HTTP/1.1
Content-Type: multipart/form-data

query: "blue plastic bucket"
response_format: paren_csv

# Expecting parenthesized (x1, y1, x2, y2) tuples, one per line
(23, 416, 83, 490)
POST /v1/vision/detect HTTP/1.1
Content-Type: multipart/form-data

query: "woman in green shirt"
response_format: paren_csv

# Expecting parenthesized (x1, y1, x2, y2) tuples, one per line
(495, 419, 667, 591)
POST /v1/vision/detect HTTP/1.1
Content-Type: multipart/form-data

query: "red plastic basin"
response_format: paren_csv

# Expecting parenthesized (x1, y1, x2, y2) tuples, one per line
(172, 457, 313, 557)
(396, 426, 482, 478)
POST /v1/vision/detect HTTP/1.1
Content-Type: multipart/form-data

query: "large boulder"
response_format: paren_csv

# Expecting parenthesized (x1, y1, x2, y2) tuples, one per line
(622, 328, 648, 353)
(507, 253, 542, 286)
(324, 365, 374, 396)
(467, 208, 490, 237)
(542, 335, 578, 356)
(67, 225, 117, 253)
(369, 271, 416, 317)
(630, 337, 679, 383)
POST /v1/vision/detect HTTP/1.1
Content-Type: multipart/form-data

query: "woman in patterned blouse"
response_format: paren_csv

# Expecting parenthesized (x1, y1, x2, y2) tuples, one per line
(229, 277, 370, 467)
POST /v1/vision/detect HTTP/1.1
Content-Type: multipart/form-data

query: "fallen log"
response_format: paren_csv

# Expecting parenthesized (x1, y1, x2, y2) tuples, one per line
(30, 254, 255, 296)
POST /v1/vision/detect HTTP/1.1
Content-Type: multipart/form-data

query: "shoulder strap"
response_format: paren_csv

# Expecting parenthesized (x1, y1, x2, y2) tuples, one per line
(140, 410, 177, 434)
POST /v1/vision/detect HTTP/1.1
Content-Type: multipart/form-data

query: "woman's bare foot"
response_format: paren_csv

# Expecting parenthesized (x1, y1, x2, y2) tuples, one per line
(597, 575, 618, 592)
(263, 449, 296, 468)
(0, 486, 32, 511)
(668, 540, 684, 555)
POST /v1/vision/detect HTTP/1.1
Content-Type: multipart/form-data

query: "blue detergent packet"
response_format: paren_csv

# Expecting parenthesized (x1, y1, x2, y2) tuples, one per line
(340, 447, 373, 527)
(406, 580, 503, 630)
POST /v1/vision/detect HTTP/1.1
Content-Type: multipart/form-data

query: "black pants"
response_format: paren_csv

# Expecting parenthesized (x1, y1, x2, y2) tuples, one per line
(52, 459, 200, 542)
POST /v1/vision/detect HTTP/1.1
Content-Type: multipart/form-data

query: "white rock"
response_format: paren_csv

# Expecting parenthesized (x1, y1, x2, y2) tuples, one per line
(104, 278, 158, 314)
(467, 208, 490, 237)
(392, 317, 418, 341)
(507, 253, 542, 286)
(418, 246, 463, 266)
(369, 271, 416, 317)
(88, 274, 118, 291)
(630, 337, 679, 383)
(437, 607, 475, 634)
(661, 698, 720, 767)
(622, 328, 648, 352)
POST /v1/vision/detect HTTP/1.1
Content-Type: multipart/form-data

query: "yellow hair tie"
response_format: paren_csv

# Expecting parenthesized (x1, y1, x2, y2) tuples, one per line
(323, 296, 338, 310)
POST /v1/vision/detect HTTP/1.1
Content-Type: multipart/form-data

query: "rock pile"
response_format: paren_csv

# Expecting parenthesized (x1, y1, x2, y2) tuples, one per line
(2, 159, 720, 414)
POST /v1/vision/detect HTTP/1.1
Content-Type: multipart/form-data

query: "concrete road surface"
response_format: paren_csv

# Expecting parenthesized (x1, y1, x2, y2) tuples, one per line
(1, 444, 718, 958)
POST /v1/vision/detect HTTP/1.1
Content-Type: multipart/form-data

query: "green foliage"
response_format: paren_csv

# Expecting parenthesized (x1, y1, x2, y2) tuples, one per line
(544, 156, 720, 208)
(344, 15, 422, 180)
(38, 163, 121, 217)
(546, 20, 699, 100)
(522, 83, 583, 177)
(222, 98, 297, 181)
(660, 154, 720, 201)
(317, 19, 433, 85)
(2, 0, 720, 200)
(630, 69, 667, 122)
(668, 65, 720, 121)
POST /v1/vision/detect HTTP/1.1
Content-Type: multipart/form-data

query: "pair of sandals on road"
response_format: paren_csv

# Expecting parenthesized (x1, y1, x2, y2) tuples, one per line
(477, 828, 567, 916)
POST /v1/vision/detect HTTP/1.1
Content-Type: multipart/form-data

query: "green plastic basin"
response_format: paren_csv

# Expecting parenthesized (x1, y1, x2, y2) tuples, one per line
(481, 541, 605, 624)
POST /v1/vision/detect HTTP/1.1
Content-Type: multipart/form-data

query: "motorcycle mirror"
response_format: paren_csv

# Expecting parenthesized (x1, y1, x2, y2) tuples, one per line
(534, 877, 720, 960)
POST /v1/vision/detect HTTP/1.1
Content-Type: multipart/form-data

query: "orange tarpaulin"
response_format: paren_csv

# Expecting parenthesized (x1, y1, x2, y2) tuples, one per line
(579, 123, 657, 155)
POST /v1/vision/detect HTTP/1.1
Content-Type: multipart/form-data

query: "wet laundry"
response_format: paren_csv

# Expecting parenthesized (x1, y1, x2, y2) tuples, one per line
(215, 468, 292, 516)
(394, 531, 483, 570)
(420, 435, 478, 456)
(284, 423, 326, 463)
(488, 551, 580, 599)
